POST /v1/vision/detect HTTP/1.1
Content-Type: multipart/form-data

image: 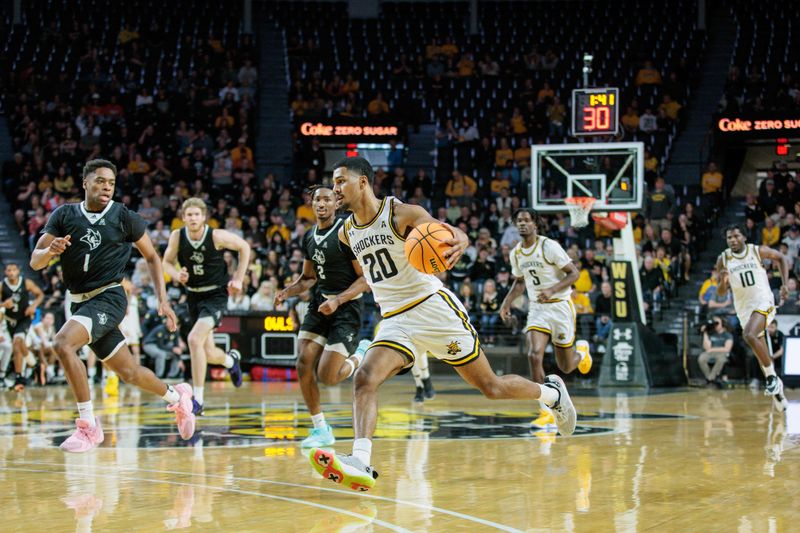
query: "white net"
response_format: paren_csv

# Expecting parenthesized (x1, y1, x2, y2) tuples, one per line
(565, 197, 595, 228)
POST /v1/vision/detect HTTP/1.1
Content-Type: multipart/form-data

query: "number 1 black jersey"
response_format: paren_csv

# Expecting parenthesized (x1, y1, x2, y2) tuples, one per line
(177, 225, 228, 289)
(42, 201, 147, 294)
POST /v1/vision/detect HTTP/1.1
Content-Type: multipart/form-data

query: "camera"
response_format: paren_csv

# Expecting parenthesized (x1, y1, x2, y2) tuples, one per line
(699, 319, 718, 333)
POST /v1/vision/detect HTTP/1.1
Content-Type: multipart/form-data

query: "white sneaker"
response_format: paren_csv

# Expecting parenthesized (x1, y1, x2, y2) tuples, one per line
(543, 375, 577, 436)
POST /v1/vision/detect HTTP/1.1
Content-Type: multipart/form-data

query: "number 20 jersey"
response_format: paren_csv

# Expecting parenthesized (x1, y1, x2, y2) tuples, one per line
(344, 197, 442, 316)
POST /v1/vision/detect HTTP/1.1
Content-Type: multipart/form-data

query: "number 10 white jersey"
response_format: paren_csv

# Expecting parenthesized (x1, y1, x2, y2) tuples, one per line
(722, 243, 774, 317)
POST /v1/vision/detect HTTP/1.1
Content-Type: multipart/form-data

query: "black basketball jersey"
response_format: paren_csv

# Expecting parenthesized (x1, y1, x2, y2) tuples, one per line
(177, 225, 228, 289)
(1, 277, 29, 321)
(303, 217, 359, 295)
(42, 201, 147, 294)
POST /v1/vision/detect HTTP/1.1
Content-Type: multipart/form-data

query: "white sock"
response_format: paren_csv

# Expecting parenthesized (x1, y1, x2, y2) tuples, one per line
(352, 438, 372, 466)
(539, 383, 559, 407)
(223, 354, 234, 369)
(193, 386, 204, 404)
(411, 364, 424, 388)
(77, 401, 96, 426)
(163, 385, 180, 404)
(311, 412, 327, 429)
(420, 367, 430, 380)
(88, 366, 97, 379)
(762, 364, 776, 378)
(343, 358, 356, 379)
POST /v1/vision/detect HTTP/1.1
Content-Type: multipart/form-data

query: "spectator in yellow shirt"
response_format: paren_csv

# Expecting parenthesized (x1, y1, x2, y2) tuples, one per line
(367, 92, 390, 116)
(494, 137, 513, 168)
(658, 94, 682, 121)
(445, 170, 477, 202)
(231, 138, 254, 168)
(514, 138, 531, 166)
(635, 60, 662, 86)
(621, 106, 640, 133)
(537, 82, 555, 102)
(762, 217, 780, 247)
(295, 192, 315, 225)
(510, 107, 527, 135)
(457, 53, 475, 76)
(571, 289, 593, 314)
(701, 162, 724, 194)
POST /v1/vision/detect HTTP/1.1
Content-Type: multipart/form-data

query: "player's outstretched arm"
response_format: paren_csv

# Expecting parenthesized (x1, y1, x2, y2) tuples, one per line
(134, 233, 178, 332)
(393, 202, 469, 268)
(318, 260, 370, 316)
(759, 245, 790, 302)
(30, 233, 71, 271)
(212, 229, 252, 293)
(275, 259, 317, 308)
(161, 230, 186, 283)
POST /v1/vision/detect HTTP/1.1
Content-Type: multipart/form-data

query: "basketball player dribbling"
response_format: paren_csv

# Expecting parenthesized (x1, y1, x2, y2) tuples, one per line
(308, 157, 577, 492)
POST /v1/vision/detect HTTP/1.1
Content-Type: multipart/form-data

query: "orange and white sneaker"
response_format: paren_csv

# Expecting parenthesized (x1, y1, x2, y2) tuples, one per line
(167, 383, 196, 440)
(576, 340, 592, 374)
(60, 417, 104, 453)
(308, 448, 378, 492)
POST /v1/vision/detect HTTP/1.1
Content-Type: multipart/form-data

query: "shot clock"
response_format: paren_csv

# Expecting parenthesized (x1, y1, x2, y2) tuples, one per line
(571, 88, 620, 136)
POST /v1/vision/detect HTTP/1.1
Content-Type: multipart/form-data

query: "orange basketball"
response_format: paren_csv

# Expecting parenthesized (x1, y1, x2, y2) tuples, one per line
(404, 222, 454, 274)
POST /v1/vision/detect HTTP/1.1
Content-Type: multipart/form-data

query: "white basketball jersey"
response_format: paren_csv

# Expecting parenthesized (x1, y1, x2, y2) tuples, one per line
(344, 197, 442, 316)
(722, 243, 774, 309)
(510, 236, 572, 302)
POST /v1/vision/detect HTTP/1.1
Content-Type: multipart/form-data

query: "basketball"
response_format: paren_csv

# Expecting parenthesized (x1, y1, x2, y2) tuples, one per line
(404, 222, 454, 274)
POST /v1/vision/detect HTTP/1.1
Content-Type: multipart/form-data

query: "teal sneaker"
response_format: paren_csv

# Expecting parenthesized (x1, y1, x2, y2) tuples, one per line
(301, 424, 336, 448)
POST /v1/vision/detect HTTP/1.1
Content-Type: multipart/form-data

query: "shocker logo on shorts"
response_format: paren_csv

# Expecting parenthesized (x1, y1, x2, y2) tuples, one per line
(446, 340, 462, 356)
(557, 333, 566, 341)
(97, 312, 108, 326)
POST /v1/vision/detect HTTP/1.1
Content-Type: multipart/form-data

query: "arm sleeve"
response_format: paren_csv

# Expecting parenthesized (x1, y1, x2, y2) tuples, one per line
(124, 208, 148, 242)
(42, 206, 65, 237)
(544, 239, 572, 268)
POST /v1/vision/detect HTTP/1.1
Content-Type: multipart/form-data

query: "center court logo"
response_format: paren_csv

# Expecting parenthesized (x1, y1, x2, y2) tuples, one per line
(4, 405, 691, 449)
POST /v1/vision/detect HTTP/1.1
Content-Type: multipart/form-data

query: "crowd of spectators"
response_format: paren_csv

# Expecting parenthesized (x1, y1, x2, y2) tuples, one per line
(1, 3, 713, 383)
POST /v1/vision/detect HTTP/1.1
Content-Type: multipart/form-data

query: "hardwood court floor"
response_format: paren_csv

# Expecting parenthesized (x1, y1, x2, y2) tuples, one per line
(0, 378, 798, 532)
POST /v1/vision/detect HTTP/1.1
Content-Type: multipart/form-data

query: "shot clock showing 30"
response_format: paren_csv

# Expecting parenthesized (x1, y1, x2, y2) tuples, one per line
(572, 87, 620, 136)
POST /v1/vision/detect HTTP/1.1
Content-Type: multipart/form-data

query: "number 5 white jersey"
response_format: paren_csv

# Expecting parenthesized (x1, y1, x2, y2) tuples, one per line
(344, 197, 442, 317)
(510, 236, 573, 302)
(721, 244, 775, 325)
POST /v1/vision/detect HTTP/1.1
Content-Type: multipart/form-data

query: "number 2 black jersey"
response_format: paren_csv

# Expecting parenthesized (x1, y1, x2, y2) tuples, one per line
(177, 225, 228, 289)
(42, 201, 147, 294)
(303, 217, 358, 295)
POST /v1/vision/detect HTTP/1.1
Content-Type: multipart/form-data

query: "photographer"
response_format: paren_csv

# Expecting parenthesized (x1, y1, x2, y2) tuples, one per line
(697, 317, 733, 387)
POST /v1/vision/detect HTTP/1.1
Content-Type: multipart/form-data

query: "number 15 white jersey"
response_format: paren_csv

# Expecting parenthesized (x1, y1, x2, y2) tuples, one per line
(510, 236, 573, 302)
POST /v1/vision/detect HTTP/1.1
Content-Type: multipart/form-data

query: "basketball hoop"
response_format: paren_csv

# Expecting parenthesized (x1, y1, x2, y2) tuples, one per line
(564, 196, 596, 228)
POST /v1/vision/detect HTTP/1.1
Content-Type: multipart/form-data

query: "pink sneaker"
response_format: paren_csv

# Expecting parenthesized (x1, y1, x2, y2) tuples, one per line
(167, 383, 196, 440)
(60, 417, 104, 453)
